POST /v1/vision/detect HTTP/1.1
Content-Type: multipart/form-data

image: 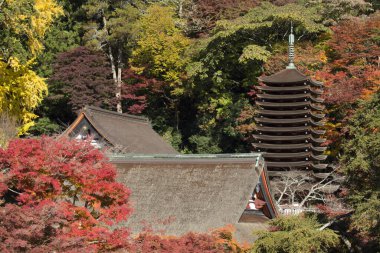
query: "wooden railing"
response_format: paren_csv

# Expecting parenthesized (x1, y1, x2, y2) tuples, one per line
(279, 205, 320, 215)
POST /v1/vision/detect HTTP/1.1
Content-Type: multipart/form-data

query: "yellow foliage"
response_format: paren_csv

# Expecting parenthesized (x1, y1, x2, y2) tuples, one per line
(131, 4, 190, 94)
(319, 51, 328, 64)
(0, 57, 48, 134)
(0, 0, 61, 134)
(3, 0, 63, 56)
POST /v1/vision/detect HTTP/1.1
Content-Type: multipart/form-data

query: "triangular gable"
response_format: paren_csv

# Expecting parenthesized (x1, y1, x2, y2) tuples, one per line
(62, 106, 178, 154)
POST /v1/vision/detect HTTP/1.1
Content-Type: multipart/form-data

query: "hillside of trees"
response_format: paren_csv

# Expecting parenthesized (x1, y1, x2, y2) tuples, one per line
(0, 0, 379, 252)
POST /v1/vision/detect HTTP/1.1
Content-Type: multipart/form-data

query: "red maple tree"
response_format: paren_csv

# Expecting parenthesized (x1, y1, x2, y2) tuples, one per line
(319, 13, 380, 104)
(0, 137, 131, 252)
(122, 68, 163, 115)
(50, 46, 116, 113)
(134, 225, 249, 253)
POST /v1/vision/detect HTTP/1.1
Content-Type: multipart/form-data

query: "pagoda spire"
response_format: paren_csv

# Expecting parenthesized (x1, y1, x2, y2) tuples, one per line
(286, 22, 296, 69)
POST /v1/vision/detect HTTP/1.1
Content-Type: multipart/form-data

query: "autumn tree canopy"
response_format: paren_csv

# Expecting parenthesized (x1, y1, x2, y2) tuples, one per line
(50, 46, 116, 115)
(0, 137, 132, 251)
(0, 0, 63, 134)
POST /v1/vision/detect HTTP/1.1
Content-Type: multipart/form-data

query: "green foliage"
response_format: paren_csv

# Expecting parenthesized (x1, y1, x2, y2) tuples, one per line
(300, 0, 373, 26)
(252, 215, 340, 253)
(340, 92, 380, 244)
(340, 92, 380, 194)
(188, 134, 222, 154)
(82, 0, 140, 53)
(239, 45, 272, 64)
(198, 0, 326, 87)
(28, 117, 62, 136)
(214, 2, 326, 36)
(351, 196, 380, 238)
(35, 19, 80, 77)
(162, 127, 183, 151)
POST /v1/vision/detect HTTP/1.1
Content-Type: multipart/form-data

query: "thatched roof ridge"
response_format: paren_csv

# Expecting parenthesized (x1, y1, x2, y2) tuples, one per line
(110, 153, 264, 164)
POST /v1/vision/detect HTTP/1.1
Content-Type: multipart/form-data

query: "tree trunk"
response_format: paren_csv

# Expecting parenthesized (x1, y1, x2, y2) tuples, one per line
(107, 45, 120, 112)
(116, 47, 123, 113)
(178, 0, 183, 18)
(102, 15, 122, 113)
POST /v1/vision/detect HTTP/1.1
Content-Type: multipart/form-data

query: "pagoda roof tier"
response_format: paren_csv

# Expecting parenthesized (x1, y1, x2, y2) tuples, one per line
(252, 134, 326, 143)
(268, 170, 334, 177)
(252, 143, 327, 152)
(257, 93, 324, 103)
(263, 152, 310, 158)
(257, 109, 309, 116)
(266, 161, 328, 169)
(263, 152, 327, 161)
(312, 163, 329, 170)
(258, 69, 323, 87)
(256, 85, 323, 95)
(256, 101, 325, 111)
(255, 126, 326, 135)
(257, 109, 325, 119)
(310, 113, 325, 119)
(255, 117, 325, 126)
(268, 171, 333, 179)
(311, 154, 328, 161)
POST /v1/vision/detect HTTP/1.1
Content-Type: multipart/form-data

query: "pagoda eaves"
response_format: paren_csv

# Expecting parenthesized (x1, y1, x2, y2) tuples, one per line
(253, 68, 328, 171)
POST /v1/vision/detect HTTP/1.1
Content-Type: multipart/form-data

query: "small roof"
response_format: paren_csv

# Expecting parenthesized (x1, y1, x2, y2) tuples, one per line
(263, 152, 327, 161)
(255, 117, 324, 126)
(256, 93, 324, 103)
(258, 68, 324, 87)
(252, 134, 326, 143)
(62, 106, 178, 154)
(259, 68, 308, 83)
(257, 85, 323, 95)
(252, 142, 327, 152)
(256, 101, 325, 111)
(109, 153, 278, 242)
(255, 126, 326, 135)
(266, 161, 328, 170)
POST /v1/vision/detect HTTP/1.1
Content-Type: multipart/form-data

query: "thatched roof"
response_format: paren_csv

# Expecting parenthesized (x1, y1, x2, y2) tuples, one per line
(109, 153, 278, 242)
(62, 106, 178, 154)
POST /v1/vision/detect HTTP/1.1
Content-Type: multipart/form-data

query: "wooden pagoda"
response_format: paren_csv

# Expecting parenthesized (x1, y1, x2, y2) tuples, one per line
(252, 27, 328, 173)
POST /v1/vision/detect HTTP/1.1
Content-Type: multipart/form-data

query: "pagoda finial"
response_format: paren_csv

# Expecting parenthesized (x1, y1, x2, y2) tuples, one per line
(287, 22, 296, 69)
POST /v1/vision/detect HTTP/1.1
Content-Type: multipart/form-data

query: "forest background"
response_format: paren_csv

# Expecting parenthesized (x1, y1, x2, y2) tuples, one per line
(0, 0, 379, 252)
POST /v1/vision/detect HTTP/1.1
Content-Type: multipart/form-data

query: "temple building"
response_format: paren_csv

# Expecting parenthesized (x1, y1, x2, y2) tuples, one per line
(63, 106, 279, 242)
(252, 68, 327, 171)
(252, 26, 336, 205)
(62, 106, 178, 154)
(252, 26, 327, 172)
(110, 153, 278, 243)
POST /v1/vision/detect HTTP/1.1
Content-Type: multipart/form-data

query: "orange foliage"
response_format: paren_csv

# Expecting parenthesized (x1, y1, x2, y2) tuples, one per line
(133, 225, 249, 253)
(321, 13, 380, 102)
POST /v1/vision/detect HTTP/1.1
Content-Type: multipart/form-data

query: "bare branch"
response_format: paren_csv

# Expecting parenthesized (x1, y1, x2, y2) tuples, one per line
(273, 167, 342, 209)
(8, 188, 21, 195)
